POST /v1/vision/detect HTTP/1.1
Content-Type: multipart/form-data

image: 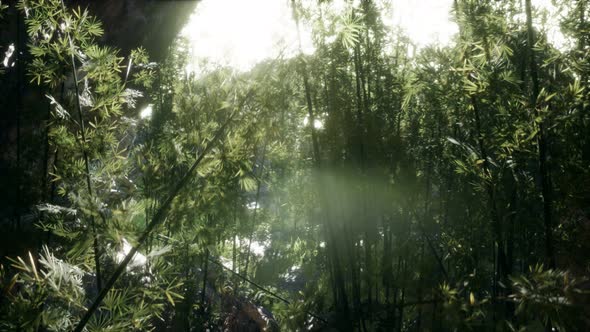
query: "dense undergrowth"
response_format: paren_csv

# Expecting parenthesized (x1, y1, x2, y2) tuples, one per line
(1, 0, 589, 331)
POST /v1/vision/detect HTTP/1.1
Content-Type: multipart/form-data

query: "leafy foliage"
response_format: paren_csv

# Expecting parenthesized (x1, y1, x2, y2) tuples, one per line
(1, 0, 590, 331)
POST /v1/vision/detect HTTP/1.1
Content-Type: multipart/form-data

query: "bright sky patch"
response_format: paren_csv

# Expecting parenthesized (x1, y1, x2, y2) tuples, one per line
(180, 0, 568, 72)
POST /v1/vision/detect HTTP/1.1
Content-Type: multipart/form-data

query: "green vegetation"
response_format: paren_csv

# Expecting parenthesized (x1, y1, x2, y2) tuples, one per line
(1, 0, 589, 331)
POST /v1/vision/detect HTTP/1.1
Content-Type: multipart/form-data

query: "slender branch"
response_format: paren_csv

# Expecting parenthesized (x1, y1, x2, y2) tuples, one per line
(59, 0, 102, 291)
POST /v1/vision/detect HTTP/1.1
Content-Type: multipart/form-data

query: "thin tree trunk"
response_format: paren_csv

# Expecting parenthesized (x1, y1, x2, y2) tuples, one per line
(14, 7, 23, 231)
(291, 1, 350, 324)
(244, 143, 266, 276)
(353, 45, 367, 170)
(506, 172, 518, 319)
(391, 254, 401, 329)
(201, 247, 209, 315)
(416, 239, 424, 331)
(42, 103, 51, 202)
(525, 0, 555, 269)
(398, 258, 406, 332)
(232, 202, 238, 294)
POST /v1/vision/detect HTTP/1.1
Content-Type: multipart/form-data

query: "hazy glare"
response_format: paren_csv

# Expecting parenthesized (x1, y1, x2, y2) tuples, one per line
(180, 0, 314, 72)
(180, 0, 568, 72)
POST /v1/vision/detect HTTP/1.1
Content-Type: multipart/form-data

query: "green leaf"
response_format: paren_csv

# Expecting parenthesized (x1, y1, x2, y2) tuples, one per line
(239, 177, 257, 192)
(447, 137, 461, 146)
(164, 290, 176, 307)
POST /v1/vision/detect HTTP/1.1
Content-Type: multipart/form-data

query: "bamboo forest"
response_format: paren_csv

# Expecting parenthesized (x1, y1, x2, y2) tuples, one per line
(1, 0, 590, 330)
